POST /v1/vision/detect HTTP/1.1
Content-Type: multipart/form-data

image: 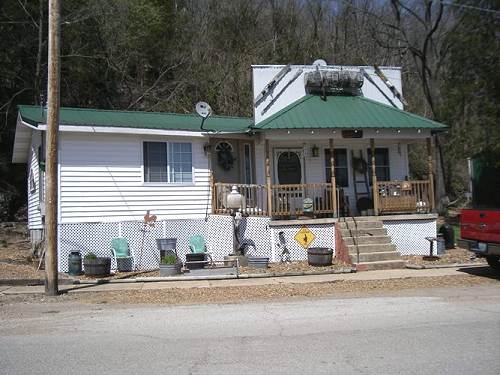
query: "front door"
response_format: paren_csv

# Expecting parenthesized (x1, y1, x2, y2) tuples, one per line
(273, 148, 304, 184)
(273, 148, 305, 215)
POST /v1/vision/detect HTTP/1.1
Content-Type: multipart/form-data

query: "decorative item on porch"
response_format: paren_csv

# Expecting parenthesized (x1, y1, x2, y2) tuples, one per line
(216, 141, 235, 171)
(159, 252, 182, 276)
(83, 252, 111, 276)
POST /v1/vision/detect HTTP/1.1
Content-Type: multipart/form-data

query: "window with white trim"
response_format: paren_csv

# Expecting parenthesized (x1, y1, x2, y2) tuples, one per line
(143, 141, 193, 183)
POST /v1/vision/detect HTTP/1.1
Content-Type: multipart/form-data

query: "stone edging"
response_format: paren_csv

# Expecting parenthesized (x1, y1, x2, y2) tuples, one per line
(405, 263, 486, 270)
(0, 267, 356, 286)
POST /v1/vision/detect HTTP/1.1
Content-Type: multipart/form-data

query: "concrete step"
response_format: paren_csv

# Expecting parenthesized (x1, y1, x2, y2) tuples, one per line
(354, 260, 406, 271)
(346, 221, 383, 229)
(339, 228, 388, 237)
(337, 222, 348, 229)
(348, 243, 397, 254)
(350, 251, 401, 263)
(343, 237, 354, 245)
(355, 235, 392, 245)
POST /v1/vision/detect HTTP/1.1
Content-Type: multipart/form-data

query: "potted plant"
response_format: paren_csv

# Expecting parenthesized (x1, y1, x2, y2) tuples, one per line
(159, 253, 182, 276)
(83, 252, 111, 276)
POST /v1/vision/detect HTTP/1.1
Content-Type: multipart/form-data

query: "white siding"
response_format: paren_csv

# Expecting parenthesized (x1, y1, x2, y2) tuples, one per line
(59, 133, 211, 223)
(27, 131, 43, 229)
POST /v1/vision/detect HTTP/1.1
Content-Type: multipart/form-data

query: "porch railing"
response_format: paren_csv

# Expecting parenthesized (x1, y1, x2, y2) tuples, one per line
(375, 180, 433, 214)
(271, 183, 335, 217)
(213, 183, 268, 216)
(212, 182, 335, 217)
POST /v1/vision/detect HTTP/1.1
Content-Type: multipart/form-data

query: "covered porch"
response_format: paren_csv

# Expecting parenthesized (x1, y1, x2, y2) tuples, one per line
(210, 136, 435, 218)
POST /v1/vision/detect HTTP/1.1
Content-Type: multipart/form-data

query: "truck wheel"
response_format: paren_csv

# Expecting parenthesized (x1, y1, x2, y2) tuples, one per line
(486, 256, 500, 272)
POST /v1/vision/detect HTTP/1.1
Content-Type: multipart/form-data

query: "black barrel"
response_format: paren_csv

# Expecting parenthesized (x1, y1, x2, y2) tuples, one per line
(68, 251, 82, 276)
(438, 224, 455, 249)
(307, 247, 333, 266)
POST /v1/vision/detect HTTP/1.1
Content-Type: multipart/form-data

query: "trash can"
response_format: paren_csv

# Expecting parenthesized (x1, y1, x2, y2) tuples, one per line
(436, 234, 446, 255)
(439, 224, 455, 249)
(68, 251, 82, 276)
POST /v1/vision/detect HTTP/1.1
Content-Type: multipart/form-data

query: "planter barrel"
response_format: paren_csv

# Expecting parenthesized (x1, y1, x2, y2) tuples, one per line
(84, 257, 111, 276)
(159, 262, 182, 277)
(307, 247, 333, 267)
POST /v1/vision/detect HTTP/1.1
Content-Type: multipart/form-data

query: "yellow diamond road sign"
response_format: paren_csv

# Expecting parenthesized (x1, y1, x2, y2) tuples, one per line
(294, 226, 316, 249)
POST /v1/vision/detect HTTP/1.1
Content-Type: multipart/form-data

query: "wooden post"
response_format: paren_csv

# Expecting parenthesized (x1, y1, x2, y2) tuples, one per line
(427, 137, 435, 212)
(45, 0, 61, 296)
(210, 171, 216, 214)
(370, 138, 378, 216)
(265, 139, 272, 217)
(329, 138, 337, 217)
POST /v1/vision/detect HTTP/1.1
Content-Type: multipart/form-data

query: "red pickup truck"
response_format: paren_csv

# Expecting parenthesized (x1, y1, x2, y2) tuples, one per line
(460, 209, 500, 271)
(458, 152, 500, 271)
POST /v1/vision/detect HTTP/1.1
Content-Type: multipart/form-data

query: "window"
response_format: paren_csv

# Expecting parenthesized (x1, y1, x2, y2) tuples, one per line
(143, 142, 193, 183)
(367, 148, 390, 183)
(324, 149, 348, 187)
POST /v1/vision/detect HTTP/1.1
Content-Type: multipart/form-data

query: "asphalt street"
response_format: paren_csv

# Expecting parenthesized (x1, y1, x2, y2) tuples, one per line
(1, 284, 499, 375)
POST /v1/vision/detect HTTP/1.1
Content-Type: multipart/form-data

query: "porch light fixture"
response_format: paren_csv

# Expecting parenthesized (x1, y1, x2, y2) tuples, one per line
(311, 145, 319, 157)
(417, 129, 421, 133)
(332, 130, 336, 134)
(397, 129, 401, 133)
(203, 143, 212, 155)
(310, 130, 315, 134)
(287, 130, 291, 134)
(376, 129, 380, 134)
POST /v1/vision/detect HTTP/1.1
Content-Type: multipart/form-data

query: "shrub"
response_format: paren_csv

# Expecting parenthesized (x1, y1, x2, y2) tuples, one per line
(84, 252, 97, 260)
(161, 254, 177, 265)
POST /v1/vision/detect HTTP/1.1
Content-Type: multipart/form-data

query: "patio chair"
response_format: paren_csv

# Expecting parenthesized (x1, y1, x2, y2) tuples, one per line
(187, 235, 214, 267)
(110, 237, 134, 272)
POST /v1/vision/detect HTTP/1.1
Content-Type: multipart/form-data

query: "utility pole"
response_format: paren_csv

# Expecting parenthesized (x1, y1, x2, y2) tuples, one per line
(45, 0, 61, 296)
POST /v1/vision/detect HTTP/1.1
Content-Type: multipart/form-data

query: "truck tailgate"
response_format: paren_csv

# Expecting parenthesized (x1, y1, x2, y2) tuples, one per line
(460, 209, 500, 243)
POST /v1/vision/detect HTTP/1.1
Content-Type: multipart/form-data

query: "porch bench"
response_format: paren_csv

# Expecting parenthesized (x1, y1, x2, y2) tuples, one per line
(379, 195, 417, 214)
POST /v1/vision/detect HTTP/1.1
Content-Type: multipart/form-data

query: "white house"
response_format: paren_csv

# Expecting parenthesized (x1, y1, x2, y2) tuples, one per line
(12, 63, 447, 272)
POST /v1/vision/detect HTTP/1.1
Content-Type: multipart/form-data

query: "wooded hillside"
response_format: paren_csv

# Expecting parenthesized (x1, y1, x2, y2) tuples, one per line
(1, 0, 498, 219)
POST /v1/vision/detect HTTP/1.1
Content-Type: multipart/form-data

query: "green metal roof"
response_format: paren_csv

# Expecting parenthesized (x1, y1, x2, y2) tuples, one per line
(18, 105, 252, 132)
(253, 95, 447, 130)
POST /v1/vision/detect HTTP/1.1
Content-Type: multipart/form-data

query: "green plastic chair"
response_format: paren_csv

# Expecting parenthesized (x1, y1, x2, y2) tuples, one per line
(189, 235, 207, 253)
(188, 235, 214, 266)
(110, 237, 134, 271)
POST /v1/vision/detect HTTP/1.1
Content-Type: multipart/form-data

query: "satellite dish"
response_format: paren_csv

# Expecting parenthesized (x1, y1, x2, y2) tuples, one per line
(312, 59, 327, 67)
(195, 101, 212, 119)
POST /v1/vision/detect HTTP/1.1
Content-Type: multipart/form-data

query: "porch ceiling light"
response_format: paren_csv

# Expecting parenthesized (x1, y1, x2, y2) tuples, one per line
(376, 129, 380, 134)
(397, 129, 401, 133)
(417, 129, 421, 133)
(310, 130, 314, 134)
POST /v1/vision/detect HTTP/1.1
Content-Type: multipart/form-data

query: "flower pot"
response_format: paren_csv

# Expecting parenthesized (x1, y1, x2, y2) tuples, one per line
(247, 256, 269, 269)
(307, 247, 333, 267)
(159, 262, 182, 277)
(83, 257, 111, 276)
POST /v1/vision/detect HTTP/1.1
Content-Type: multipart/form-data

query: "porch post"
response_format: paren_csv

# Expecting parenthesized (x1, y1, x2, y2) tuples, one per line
(210, 170, 216, 214)
(329, 138, 337, 217)
(427, 137, 435, 212)
(265, 139, 272, 217)
(370, 138, 379, 216)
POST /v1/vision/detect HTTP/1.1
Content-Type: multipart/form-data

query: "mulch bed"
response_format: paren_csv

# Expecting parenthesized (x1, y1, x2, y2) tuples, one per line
(403, 248, 486, 266)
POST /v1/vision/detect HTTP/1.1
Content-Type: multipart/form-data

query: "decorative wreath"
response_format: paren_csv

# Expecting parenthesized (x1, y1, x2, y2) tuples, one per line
(216, 142, 236, 171)
(352, 156, 367, 174)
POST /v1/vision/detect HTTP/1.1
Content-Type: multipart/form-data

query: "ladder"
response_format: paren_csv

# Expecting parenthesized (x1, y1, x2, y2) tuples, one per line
(351, 150, 371, 208)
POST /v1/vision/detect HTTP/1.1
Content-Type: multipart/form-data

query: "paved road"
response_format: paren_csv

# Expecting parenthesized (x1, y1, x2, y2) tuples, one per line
(1, 284, 499, 375)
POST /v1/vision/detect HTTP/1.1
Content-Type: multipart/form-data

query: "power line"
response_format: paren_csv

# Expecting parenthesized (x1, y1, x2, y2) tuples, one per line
(441, 1, 500, 16)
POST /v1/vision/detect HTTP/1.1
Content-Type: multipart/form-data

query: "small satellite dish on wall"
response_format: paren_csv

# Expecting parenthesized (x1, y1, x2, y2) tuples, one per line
(195, 101, 212, 119)
(312, 59, 327, 67)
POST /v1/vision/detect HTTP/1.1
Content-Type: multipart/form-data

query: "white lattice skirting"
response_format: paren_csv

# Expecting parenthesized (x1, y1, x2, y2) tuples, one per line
(382, 219, 437, 256)
(57, 215, 436, 272)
